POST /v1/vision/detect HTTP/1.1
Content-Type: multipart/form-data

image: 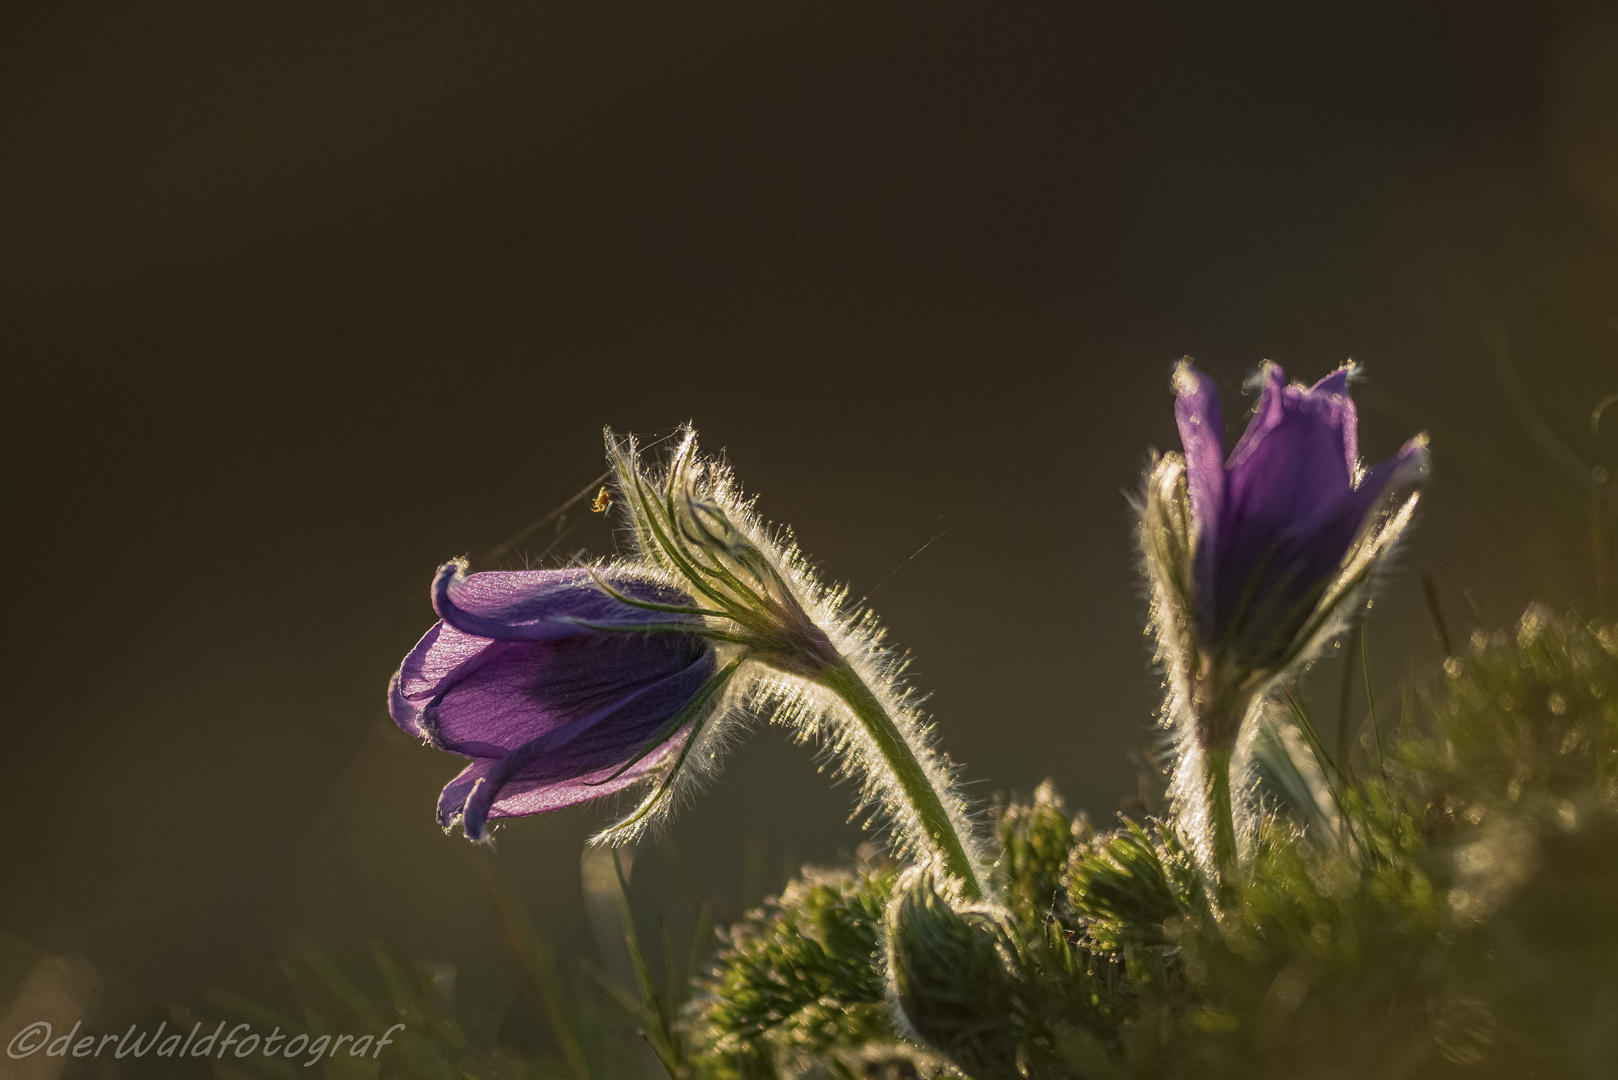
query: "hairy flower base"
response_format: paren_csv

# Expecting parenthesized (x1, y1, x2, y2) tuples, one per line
(1190, 662, 1261, 754)
(604, 429, 987, 888)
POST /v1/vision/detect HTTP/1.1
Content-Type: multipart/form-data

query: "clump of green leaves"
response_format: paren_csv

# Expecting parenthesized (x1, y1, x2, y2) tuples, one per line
(1067, 818, 1203, 956)
(995, 780, 1088, 940)
(698, 784, 1125, 1079)
(1395, 607, 1618, 1077)
(1149, 805, 1452, 1077)
(694, 863, 911, 1076)
(698, 607, 1618, 1079)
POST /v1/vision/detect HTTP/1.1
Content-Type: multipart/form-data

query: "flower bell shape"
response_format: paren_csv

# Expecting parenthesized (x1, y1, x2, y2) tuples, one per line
(1143, 360, 1426, 872)
(1178, 362, 1428, 663)
(388, 560, 721, 842)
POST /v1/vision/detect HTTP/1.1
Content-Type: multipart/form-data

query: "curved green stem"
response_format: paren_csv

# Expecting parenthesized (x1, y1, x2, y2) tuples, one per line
(816, 659, 982, 899)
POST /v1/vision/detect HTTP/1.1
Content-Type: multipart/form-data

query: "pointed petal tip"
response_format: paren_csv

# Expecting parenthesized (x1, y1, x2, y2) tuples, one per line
(1171, 356, 1203, 394)
(1400, 433, 1433, 478)
(1309, 362, 1359, 397)
(430, 558, 471, 620)
(462, 797, 492, 842)
(436, 758, 485, 832)
(1171, 360, 1225, 537)
(1172, 358, 1225, 404)
(1355, 432, 1431, 502)
(455, 753, 512, 836)
(1248, 361, 1286, 392)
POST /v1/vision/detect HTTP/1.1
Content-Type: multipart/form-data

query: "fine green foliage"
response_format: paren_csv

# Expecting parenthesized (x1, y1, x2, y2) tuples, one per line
(695, 864, 903, 1073)
(695, 606, 1618, 1078)
(1395, 607, 1618, 1077)
(1397, 604, 1618, 816)
(200, 864, 715, 1080)
(1146, 804, 1452, 1077)
(994, 780, 1087, 941)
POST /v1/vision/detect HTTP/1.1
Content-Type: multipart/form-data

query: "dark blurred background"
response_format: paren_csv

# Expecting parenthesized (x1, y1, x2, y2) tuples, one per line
(3, 0, 1617, 1066)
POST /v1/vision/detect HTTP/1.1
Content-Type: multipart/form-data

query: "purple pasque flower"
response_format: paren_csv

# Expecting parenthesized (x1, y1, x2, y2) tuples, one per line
(1143, 359, 1426, 875)
(388, 559, 722, 842)
(1167, 359, 1427, 743)
(1175, 361, 1425, 665)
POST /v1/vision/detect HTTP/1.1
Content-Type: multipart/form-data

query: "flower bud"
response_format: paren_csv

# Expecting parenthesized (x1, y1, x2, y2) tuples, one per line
(884, 866, 1022, 1079)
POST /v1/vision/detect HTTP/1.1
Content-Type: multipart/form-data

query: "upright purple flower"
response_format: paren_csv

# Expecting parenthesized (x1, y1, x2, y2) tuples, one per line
(1142, 359, 1427, 872)
(1175, 361, 1428, 693)
(388, 560, 726, 842)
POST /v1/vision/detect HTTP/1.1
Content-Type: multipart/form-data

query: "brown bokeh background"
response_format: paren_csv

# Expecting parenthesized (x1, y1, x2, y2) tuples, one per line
(4, 0, 1617, 1063)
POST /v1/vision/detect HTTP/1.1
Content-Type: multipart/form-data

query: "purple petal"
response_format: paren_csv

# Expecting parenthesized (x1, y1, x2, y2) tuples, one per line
(1173, 360, 1226, 548)
(1204, 365, 1384, 645)
(1223, 375, 1356, 550)
(1224, 363, 1357, 505)
(431, 561, 698, 641)
(389, 621, 502, 738)
(398, 623, 712, 755)
(1308, 364, 1360, 479)
(1308, 366, 1351, 397)
(1226, 362, 1288, 468)
(389, 670, 428, 739)
(1340, 434, 1431, 534)
(1174, 360, 1427, 663)
(439, 722, 695, 840)
(1218, 436, 1427, 645)
(436, 759, 490, 827)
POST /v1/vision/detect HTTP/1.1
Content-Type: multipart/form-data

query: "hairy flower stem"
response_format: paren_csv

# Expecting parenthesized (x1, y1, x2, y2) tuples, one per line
(1205, 748, 1237, 883)
(815, 659, 983, 899)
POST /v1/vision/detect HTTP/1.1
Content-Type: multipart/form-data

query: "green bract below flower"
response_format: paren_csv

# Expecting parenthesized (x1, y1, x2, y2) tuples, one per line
(598, 429, 986, 896)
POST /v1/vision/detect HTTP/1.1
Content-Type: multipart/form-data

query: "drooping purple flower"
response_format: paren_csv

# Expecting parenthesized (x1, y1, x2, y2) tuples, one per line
(1173, 360, 1428, 673)
(388, 560, 719, 841)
